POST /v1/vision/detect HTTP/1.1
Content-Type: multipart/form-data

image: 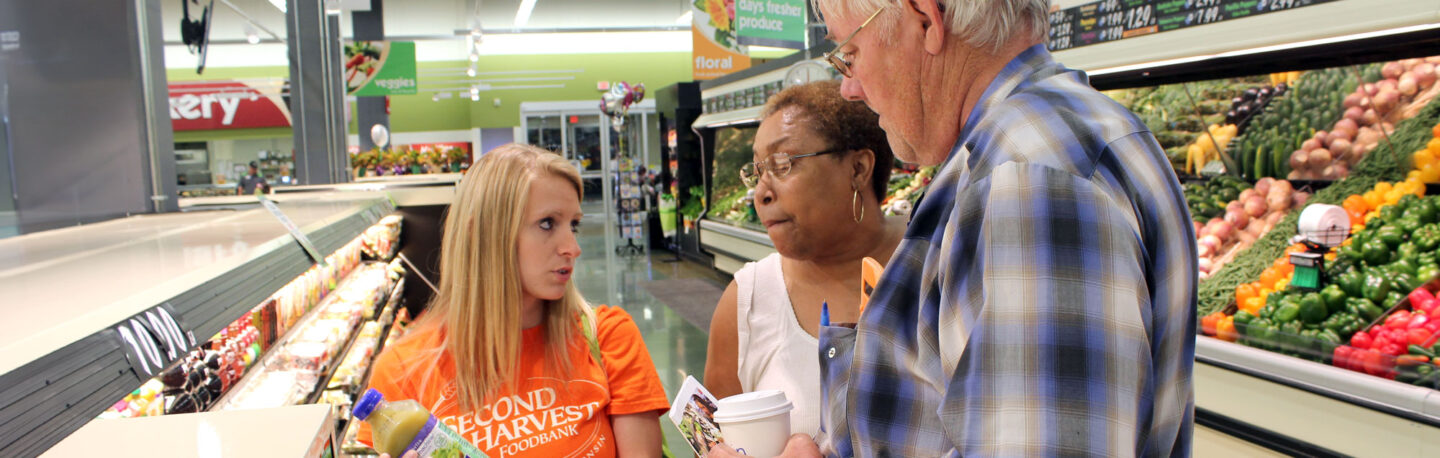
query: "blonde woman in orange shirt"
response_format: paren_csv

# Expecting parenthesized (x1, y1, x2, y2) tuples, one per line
(361, 143, 669, 457)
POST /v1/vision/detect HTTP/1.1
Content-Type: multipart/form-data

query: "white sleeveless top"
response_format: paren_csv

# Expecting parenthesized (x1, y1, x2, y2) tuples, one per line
(734, 253, 821, 438)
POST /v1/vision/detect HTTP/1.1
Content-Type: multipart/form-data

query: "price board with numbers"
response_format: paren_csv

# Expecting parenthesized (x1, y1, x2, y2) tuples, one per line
(1049, 0, 1338, 52)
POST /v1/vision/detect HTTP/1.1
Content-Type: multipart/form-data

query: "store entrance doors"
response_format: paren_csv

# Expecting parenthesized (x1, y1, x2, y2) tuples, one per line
(519, 100, 655, 304)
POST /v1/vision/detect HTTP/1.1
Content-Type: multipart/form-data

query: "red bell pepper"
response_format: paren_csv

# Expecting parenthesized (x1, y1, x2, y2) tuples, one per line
(1409, 314, 1430, 330)
(1334, 346, 1354, 370)
(1388, 311, 1412, 328)
(1352, 332, 1374, 349)
(1409, 328, 1433, 346)
(1410, 288, 1436, 305)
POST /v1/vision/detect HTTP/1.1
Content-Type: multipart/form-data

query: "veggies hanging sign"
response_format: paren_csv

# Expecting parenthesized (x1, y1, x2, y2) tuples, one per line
(345, 41, 417, 96)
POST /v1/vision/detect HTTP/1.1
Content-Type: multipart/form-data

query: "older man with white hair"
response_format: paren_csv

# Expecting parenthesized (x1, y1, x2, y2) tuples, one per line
(711, 1, 1197, 456)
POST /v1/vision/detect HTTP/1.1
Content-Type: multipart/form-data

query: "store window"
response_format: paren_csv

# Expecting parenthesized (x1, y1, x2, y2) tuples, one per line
(175, 138, 296, 197)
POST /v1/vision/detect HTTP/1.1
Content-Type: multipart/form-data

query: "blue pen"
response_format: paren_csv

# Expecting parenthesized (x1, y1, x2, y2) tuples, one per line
(820, 301, 830, 327)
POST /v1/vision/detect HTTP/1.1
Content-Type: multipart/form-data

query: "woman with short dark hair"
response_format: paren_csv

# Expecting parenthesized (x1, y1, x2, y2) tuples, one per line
(704, 80, 903, 438)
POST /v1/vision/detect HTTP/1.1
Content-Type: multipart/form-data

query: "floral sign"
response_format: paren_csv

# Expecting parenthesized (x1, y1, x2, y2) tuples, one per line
(692, 0, 750, 79)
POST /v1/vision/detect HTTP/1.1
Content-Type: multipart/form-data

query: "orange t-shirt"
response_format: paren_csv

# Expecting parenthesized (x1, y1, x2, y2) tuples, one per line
(358, 306, 669, 457)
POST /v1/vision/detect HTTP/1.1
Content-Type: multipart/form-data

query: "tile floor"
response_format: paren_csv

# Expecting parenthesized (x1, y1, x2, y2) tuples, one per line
(573, 202, 725, 455)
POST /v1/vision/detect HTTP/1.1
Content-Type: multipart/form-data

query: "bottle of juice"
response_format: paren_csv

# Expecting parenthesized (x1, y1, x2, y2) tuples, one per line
(352, 388, 487, 458)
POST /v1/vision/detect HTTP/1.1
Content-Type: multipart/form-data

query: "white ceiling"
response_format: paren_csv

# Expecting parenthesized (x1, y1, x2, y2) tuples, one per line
(163, 0, 693, 43)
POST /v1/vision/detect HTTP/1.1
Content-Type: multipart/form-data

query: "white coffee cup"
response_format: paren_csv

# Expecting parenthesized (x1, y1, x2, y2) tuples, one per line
(714, 390, 793, 457)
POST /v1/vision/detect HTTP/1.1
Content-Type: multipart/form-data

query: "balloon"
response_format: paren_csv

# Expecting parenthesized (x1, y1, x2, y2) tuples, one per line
(598, 100, 611, 116)
(630, 83, 645, 104)
(369, 124, 390, 149)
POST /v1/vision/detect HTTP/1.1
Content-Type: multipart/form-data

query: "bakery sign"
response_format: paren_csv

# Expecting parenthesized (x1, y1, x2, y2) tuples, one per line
(169, 80, 292, 131)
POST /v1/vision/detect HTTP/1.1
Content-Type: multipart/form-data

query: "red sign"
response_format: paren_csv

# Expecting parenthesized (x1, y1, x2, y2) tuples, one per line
(169, 81, 292, 131)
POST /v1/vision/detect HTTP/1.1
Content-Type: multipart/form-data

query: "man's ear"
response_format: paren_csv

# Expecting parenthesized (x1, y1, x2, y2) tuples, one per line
(909, 0, 947, 55)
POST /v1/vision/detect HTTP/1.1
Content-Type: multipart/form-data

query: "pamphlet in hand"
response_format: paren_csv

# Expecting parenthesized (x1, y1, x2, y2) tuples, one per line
(667, 376, 724, 456)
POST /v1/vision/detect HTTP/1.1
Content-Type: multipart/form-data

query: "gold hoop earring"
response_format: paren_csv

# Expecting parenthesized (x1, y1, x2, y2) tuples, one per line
(852, 187, 865, 223)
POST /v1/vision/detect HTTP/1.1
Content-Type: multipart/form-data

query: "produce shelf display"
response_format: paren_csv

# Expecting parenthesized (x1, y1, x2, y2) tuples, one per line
(97, 216, 405, 419)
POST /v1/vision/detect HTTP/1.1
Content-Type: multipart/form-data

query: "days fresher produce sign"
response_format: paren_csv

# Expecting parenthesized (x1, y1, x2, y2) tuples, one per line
(735, 0, 808, 49)
(345, 41, 417, 96)
(169, 81, 292, 131)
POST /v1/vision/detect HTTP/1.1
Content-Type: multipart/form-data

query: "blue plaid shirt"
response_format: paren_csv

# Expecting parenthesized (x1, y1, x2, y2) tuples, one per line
(820, 45, 1196, 456)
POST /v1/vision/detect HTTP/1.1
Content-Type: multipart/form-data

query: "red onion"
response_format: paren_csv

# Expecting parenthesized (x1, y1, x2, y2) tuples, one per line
(1290, 150, 1309, 171)
(1255, 177, 1274, 195)
(1361, 109, 1380, 126)
(1267, 192, 1291, 212)
(1313, 130, 1331, 145)
(1244, 197, 1267, 217)
(1200, 235, 1223, 252)
(1239, 188, 1258, 202)
(1364, 83, 1379, 97)
(1334, 118, 1359, 138)
(1193, 220, 1203, 234)
(1414, 63, 1436, 88)
(1225, 210, 1249, 231)
(1271, 180, 1293, 195)
(1302, 139, 1321, 152)
(1343, 106, 1364, 122)
(1308, 148, 1333, 169)
(1374, 90, 1400, 114)
(1399, 74, 1419, 97)
(1330, 138, 1353, 159)
(1383, 61, 1404, 79)
(1198, 243, 1213, 259)
(1343, 92, 1363, 109)
(1198, 257, 1214, 274)
(1226, 200, 1244, 214)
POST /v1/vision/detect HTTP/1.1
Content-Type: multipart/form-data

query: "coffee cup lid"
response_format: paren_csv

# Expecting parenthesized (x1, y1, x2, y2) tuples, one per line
(713, 390, 793, 423)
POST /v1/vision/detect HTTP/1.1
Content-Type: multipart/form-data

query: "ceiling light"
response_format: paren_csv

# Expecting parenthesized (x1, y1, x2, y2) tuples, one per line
(470, 86, 481, 101)
(268, 0, 286, 13)
(676, 11, 693, 25)
(244, 24, 260, 44)
(514, 0, 537, 28)
(469, 52, 480, 62)
(466, 66, 477, 77)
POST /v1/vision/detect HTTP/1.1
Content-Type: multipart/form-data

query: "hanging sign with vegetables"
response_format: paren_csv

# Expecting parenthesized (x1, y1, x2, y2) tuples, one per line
(344, 41, 417, 96)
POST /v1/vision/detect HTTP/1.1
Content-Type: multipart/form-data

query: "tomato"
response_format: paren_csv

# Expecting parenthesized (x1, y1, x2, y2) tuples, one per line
(1387, 311, 1412, 329)
(1334, 346, 1354, 370)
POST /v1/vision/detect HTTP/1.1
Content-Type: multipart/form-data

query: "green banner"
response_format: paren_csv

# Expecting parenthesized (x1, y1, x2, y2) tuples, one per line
(735, 0, 807, 49)
(345, 41, 417, 96)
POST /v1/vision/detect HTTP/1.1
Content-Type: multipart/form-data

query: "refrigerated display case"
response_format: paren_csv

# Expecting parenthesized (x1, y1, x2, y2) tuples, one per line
(0, 191, 421, 456)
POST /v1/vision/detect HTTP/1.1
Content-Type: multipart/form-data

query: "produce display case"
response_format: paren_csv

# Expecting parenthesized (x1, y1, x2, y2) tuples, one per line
(0, 193, 412, 456)
(1043, 0, 1440, 454)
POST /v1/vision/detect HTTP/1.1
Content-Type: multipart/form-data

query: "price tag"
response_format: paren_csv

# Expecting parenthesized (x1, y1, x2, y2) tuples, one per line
(1051, 0, 1337, 51)
(259, 195, 327, 266)
(112, 304, 195, 378)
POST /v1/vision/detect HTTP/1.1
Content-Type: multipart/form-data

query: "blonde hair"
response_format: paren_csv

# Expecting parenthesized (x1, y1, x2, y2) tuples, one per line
(417, 142, 588, 411)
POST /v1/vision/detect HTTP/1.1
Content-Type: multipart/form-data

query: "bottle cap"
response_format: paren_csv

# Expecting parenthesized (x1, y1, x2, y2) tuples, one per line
(353, 388, 385, 420)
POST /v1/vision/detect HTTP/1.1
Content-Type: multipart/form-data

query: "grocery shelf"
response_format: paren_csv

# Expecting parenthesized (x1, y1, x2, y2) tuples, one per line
(305, 277, 404, 405)
(0, 194, 393, 457)
(697, 219, 775, 275)
(42, 404, 338, 457)
(1056, 0, 1440, 90)
(1195, 336, 1440, 456)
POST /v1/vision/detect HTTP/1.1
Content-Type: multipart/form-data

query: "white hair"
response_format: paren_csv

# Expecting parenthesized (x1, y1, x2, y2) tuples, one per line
(813, 0, 1050, 54)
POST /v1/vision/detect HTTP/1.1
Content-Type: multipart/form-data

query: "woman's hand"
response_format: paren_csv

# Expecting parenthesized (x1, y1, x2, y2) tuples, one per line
(704, 434, 822, 458)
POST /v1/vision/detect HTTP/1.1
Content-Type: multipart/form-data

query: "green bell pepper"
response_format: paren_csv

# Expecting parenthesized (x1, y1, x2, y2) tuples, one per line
(1364, 271, 1393, 303)
(1406, 201, 1438, 224)
(1337, 270, 1366, 297)
(1347, 297, 1387, 322)
(1399, 216, 1423, 234)
(1363, 239, 1393, 266)
(1418, 264, 1440, 283)
(1416, 225, 1440, 252)
(1298, 293, 1329, 324)
(1274, 299, 1302, 323)
(1378, 226, 1406, 249)
(1394, 272, 1423, 291)
(1387, 290, 1407, 308)
(1320, 284, 1348, 315)
(1381, 204, 1406, 225)
(1398, 242, 1422, 265)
